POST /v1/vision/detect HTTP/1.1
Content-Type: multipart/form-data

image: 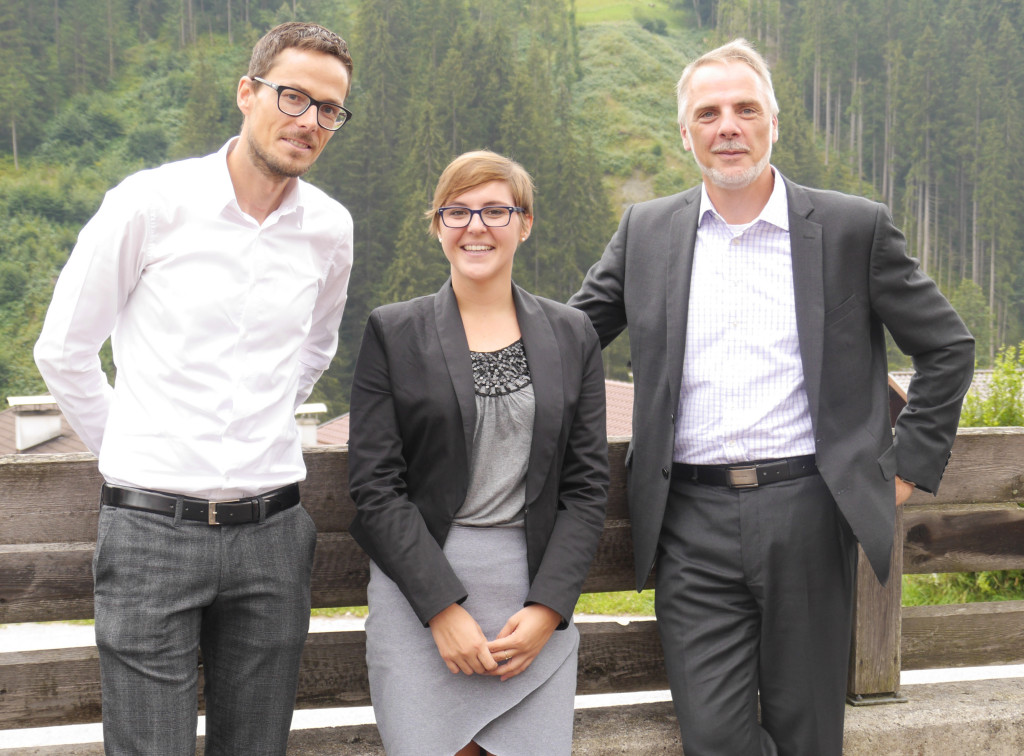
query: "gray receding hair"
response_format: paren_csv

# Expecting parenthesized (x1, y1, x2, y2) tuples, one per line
(675, 38, 779, 126)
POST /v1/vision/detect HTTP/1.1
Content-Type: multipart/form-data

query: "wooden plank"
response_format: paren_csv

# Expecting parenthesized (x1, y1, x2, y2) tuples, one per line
(903, 503, 1024, 573)
(0, 620, 664, 730)
(5, 429, 1021, 541)
(0, 454, 103, 544)
(847, 504, 904, 701)
(0, 646, 101, 729)
(920, 427, 1024, 506)
(0, 543, 95, 623)
(576, 619, 667, 694)
(0, 523, 644, 623)
(0, 441, 632, 541)
(299, 447, 356, 532)
(580, 520, 653, 594)
(901, 600, 1024, 670)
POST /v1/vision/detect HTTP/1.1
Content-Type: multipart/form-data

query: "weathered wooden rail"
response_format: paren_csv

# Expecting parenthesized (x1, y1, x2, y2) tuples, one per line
(2, 430, 1024, 736)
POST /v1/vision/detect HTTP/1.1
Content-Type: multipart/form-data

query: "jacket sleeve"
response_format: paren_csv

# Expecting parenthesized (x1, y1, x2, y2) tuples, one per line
(347, 311, 468, 625)
(525, 316, 610, 623)
(868, 203, 974, 492)
(568, 205, 632, 346)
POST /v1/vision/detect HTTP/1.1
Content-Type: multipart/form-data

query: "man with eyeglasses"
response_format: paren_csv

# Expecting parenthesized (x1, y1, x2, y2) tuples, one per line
(35, 22, 353, 756)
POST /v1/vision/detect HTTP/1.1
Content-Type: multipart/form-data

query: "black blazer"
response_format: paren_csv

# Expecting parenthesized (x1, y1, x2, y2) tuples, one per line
(570, 175, 974, 588)
(348, 280, 609, 626)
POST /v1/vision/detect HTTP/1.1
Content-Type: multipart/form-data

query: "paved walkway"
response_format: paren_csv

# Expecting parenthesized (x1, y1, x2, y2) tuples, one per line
(3, 618, 1022, 750)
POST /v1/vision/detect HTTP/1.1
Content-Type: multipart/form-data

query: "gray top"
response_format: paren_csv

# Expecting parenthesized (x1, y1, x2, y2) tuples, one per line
(454, 339, 535, 527)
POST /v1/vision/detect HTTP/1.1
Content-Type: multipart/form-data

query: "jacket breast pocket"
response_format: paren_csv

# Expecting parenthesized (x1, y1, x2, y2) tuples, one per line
(824, 293, 864, 328)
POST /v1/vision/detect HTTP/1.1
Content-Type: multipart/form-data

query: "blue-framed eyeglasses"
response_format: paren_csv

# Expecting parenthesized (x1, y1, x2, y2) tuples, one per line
(437, 206, 525, 228)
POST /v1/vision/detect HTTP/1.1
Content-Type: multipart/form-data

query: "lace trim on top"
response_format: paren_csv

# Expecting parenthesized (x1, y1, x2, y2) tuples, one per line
(470, 339, 532, 396)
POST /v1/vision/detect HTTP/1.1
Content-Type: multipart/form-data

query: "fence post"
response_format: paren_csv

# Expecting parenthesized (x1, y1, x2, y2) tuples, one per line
(846, 503, 906, 704)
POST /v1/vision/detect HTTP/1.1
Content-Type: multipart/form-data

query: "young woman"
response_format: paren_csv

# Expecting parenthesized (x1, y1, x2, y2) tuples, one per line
(348, 150, 609, 755)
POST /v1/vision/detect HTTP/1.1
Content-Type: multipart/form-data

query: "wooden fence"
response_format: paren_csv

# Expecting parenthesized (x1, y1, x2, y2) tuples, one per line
(2, 430, 1024, 732)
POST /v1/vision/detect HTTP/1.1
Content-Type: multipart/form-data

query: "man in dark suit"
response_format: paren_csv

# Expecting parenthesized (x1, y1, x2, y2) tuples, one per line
(570, 38, 974, 755)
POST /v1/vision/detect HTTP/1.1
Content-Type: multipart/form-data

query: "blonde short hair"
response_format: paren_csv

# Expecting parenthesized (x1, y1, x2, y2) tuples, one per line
(676, 38, 778, 126)
(427, 151, 535, 236)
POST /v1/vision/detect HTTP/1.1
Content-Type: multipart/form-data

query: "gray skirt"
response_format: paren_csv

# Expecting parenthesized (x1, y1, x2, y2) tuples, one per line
(366, 524, 579, 756)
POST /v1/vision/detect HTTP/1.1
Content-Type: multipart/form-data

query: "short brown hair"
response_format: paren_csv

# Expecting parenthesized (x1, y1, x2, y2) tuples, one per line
(247, 22, 353, 93)
(427, 151, 535, 236)
(676, 38, 778, 125)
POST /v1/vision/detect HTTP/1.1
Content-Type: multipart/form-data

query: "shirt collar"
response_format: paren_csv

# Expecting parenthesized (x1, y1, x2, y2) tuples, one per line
(697, 167, 789, 231)
(212, 137, 304, 224)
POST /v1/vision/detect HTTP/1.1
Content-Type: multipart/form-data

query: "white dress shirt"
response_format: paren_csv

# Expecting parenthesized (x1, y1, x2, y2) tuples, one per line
(674, 169, 816, 464)
(35, 139, 353, 499)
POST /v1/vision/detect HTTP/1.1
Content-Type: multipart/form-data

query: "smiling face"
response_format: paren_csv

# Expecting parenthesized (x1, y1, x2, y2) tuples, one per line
(680, 60, 778, 192)
(236, 47, 350, 179)
(439, 180, 532, 290)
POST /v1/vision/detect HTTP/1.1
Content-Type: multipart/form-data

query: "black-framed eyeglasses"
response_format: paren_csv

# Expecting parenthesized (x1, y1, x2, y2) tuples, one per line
(252, 76, 353, 131)
(437, 206, 525, 228)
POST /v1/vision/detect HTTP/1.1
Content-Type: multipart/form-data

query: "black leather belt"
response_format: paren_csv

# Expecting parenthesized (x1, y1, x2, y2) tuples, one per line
(100, 483, 301, 525)
(672, 455, 817, 489)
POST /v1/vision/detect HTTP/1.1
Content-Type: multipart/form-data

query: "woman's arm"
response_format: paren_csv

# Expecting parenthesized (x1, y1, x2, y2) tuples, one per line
(347, 311, 468, 625)
(487, 315, 610, 679)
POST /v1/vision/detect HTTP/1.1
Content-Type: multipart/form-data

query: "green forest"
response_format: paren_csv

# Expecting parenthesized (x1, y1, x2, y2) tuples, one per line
(0, 0, 1019, 417)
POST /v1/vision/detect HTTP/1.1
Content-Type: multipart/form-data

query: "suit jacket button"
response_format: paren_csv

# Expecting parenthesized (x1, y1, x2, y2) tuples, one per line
(662, 467, 670, 479)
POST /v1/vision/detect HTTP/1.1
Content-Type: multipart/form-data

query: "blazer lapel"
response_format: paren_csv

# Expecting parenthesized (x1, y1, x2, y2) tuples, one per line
(514, 284, 563, 505)
(434, 279, 477, 459)
(666, 187, 701, 402)
(786, 178, 824, 431)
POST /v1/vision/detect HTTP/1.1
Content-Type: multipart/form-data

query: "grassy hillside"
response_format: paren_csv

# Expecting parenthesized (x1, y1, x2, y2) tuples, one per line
(575, 0, 687, 28)
(572, 21, 705, 211)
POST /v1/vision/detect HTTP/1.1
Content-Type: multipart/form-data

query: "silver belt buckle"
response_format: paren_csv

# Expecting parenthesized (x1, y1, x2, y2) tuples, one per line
(207, 499, 239, 525)
(727, 466, 759, 488)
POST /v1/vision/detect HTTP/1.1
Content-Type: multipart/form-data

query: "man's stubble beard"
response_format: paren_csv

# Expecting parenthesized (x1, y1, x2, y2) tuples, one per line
(245, 131, 310, 179)
(692, 145, 772, 190)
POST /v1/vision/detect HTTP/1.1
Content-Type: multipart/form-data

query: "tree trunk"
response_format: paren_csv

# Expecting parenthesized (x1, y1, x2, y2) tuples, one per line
(971, 194, 979, 284)
(54, 0, 61, 80)
(824, 71, 831, 164)
(851, 100, 860, 178)
(11, 118, 18, 171)
(813, 47, 821, 134)
(849, 79, 856, 163)
(835, 87, 842, 159)
(989, 236, 996, 364)
(882, 57, 892, 205)
(106, 0, 114, 79)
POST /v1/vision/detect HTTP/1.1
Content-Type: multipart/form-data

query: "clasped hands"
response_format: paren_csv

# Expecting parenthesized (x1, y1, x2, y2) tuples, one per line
(428, 602, 561, 682)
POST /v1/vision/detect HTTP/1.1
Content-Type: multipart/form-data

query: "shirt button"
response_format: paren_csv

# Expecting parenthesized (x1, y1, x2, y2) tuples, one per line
(662, 467, 670, 479)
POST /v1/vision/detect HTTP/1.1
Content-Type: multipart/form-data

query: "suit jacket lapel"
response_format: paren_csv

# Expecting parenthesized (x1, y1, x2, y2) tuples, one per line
(666, 187, 701, 403)
(514, 284, 562, 505)
(434, 279, 477, 459)
(786, 178, 824, 431)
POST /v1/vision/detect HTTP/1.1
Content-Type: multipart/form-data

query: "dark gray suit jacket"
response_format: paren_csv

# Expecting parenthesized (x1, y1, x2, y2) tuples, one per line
(348, 280, 609, 626)
(570, 175, 974, 588)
